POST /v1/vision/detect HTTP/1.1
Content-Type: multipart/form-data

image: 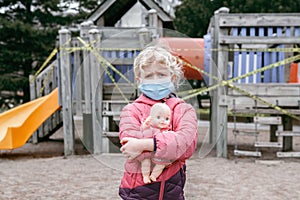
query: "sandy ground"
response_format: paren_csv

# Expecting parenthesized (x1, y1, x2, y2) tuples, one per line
(1, 124, 300, 200)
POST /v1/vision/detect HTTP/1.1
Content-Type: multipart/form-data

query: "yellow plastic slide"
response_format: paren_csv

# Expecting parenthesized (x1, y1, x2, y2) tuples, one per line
(0, 88, 60, 150)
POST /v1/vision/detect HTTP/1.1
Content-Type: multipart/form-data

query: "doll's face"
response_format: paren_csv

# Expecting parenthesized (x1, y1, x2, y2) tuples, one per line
(150, 109, 171, 129)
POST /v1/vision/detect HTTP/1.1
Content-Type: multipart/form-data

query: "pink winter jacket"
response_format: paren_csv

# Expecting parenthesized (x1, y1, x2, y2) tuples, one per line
(119, 94, 198, 189)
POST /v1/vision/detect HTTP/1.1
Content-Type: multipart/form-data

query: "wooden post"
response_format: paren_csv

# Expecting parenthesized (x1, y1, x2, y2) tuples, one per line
(44, 71, 51, 136)
(80, 21, 94, 153)
(282, 115, 293, 151)
(148, 9, 158, 28)
(72, 39, 83, 116)
(54, 57, 61, 128)
(59, 28, 75, 156)
(29, 74, 39, 144)
(216, 14, 228, 158)
(148, 9, 162, 37)
(50, 62, 59, 129)
(138, 28, 151, 48)
(209, 15, 217, 145)
(89, 28, 103, 154)
(210, 12, 229, 158)
(35, 76, 44, 139)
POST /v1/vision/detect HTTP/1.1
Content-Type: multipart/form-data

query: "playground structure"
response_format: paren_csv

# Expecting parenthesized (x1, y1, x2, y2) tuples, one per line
(1, 7, 300, 159)
(0, 7, 205, 154)
(57, 10, 300, 157)
(208, 12, 300, 158)
(0, 58, 61, 150)
(57, 15, 206, 155)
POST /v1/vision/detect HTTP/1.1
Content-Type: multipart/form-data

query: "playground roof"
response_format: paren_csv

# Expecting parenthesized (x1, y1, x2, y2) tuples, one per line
(87, 0, 173, 27)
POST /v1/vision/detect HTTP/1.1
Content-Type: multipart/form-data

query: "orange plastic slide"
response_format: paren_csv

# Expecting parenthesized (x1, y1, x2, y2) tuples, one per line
(0, 88, 60, 150)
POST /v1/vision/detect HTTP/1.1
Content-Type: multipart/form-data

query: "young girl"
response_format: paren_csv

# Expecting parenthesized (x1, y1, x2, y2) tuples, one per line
(140, 103, 172, 184)
(119, 46, 198, 200)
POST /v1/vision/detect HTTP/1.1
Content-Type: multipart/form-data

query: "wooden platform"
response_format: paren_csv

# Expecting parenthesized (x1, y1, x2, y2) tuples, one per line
(224, 83, 300, 110)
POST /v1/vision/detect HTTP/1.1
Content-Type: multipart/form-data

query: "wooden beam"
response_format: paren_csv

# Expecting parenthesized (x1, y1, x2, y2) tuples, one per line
(219, 36, 300, 45)
(276, 131, 300, 137)
(254, 116, 282, 125)
(277, 152, 300, 158)
(223, 96, 300, 109)
(234, 150, 262, 157)
(254, 142, 282, 148)
(107, 58, 135, 65)
(229, 84, 300, 96)
(231, 109, 300, 115)
(219, 14, 300, 27)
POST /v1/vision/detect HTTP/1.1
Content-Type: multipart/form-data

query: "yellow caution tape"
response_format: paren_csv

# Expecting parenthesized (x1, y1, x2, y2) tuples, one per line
(30, 48, 57, 84)
(227, 83, 300, 120)
(180, 54, 300, 120)
(77, 37, 136, 88)
(30, 37, 72, 84)
(182, 54, 300, 99)
(76, 37, 136, 103)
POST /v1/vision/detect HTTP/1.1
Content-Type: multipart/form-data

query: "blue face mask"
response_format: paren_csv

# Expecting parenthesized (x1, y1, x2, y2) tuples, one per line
(138, 77, 175, 100)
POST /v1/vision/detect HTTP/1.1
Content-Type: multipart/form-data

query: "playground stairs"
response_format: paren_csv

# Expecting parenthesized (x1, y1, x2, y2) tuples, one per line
(233, 116, 282, 159)
(231, 91, 299, 160)
(233, 112, 300, 160)
(276, 131, 300, 158)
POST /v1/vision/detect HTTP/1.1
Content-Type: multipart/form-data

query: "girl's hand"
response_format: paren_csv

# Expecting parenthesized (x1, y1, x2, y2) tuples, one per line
(120, 137, 154, 160)
(120, 137, 143, 160)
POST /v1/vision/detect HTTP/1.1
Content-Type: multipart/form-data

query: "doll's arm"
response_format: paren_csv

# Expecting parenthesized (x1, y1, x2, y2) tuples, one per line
(119, 104, 154, 139)
(141, 116, 151, 130)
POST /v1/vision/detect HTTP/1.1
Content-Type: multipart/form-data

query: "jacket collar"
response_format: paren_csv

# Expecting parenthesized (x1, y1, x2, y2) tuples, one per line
(134, 94, 184, 110)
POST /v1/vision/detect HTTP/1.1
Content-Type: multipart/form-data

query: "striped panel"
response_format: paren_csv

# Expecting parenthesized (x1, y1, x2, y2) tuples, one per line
(203, 34, 211, 85)
(103, 51, 113, 83)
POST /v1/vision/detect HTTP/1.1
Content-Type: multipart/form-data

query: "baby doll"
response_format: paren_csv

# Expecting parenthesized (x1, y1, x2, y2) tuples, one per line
(140, 103, 171, 183)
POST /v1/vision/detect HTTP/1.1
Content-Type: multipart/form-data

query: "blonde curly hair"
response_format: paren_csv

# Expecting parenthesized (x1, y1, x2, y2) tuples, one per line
(134, 46, 183, 87)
